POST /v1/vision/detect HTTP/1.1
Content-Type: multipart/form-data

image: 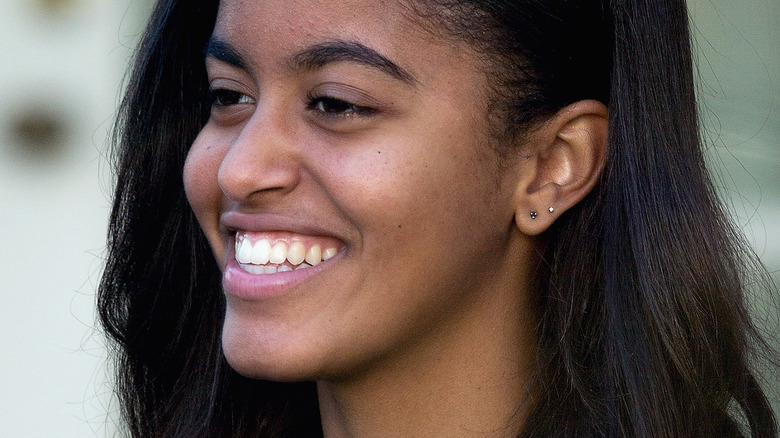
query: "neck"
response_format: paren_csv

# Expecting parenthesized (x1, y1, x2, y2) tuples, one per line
(316, 274, 538, 438)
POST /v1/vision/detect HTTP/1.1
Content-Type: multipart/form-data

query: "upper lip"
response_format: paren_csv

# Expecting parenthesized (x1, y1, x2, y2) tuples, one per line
(220, 211, 347, 241)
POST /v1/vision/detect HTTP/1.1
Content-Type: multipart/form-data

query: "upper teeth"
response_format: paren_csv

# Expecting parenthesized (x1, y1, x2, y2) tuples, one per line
(235, 236, 338, 269)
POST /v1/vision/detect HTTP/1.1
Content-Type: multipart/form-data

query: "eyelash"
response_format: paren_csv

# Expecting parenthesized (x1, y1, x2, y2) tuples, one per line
(305, 94, 377, 119)
(208, 87, 378, 121)
(209, 88, 254, 107)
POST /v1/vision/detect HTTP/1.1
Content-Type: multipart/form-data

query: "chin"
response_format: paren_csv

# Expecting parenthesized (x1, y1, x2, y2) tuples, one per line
(221, 316, 324, 383)
(223, 342, 317, 383)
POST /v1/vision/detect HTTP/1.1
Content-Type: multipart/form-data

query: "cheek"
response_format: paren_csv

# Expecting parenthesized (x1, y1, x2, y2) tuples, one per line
(183, 131, 226, 257)
(317, 128, 506, 259)
(313, 144, 428, 234)
(322, 117, 501, 236)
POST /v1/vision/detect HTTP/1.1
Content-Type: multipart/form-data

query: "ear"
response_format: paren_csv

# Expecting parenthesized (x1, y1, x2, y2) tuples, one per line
(512, 100, 608, 236)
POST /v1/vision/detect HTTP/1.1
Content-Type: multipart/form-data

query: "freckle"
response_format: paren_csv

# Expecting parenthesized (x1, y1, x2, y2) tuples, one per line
(398, 224, 402, 229)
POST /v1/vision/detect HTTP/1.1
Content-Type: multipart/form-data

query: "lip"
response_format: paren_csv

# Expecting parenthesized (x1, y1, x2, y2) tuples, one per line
(220, 211, 345, 238)
(220, 211, 346, 300)
(223, 252, 338, 300)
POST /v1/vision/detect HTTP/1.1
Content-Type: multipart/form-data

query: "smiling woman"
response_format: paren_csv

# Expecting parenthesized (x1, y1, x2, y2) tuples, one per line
(100, 0, 778, 437)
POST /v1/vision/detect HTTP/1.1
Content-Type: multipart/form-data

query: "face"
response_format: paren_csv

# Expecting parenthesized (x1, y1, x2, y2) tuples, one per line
(184, 0, 531, 381)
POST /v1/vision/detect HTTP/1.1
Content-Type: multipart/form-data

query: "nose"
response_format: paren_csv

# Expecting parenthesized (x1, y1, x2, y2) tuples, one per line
(217, 107, 301, 205)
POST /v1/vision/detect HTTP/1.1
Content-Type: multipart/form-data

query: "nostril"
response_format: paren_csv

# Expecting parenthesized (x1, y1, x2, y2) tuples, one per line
(210, 108, 303, 203)
(217, 155, 302, 203)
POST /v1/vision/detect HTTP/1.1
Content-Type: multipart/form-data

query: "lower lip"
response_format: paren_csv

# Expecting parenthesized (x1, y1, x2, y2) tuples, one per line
(222, 257, 330, 300)
(222, 257, 324, 300)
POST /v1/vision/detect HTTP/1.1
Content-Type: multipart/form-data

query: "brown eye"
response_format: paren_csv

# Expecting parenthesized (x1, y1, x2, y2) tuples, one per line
(307, 96, 376, 118)
(209, 88, 255, 107)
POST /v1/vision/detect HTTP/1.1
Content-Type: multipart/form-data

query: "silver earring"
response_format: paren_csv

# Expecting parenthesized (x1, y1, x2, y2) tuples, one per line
(548, 207, 555, 213)
(530, 211, 538, 219)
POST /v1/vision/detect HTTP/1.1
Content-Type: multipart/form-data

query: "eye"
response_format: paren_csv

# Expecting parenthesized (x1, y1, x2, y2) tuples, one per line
(307, 95, 376, 118)
(209, 88, 255, 107)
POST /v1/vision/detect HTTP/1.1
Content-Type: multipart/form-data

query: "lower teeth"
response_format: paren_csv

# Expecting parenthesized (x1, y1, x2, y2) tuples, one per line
(239, 262, 312, 275)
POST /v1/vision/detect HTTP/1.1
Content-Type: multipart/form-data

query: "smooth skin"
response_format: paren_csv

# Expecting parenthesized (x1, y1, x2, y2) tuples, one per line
(183, 0, 607, 436)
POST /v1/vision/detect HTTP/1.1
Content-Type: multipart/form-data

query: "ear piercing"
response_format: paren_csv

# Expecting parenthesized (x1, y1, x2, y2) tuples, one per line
(531, 207, 554, 220)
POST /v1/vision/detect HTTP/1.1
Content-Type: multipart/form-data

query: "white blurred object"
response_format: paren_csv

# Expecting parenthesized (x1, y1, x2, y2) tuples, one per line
(0, 0, 150, 436)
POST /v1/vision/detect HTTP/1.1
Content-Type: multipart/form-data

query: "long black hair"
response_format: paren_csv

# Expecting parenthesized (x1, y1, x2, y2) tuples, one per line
(99, 0, 778, 436)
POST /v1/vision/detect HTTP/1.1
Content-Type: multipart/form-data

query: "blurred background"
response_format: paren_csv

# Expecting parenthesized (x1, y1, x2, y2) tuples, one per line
(0, 0, 776, 436)
(0, 1, 151, 436)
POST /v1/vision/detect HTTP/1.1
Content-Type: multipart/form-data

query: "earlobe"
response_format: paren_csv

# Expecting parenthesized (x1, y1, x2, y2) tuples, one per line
(513, 100, 608, 236)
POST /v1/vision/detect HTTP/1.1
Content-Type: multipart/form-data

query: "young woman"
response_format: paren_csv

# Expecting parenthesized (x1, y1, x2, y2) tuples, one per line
(99, 0, 778, 436)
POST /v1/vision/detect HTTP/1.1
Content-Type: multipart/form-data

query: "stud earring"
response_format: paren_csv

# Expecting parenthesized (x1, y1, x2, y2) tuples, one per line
(548, 207, 555, 213)
(530, 211, 538, 219)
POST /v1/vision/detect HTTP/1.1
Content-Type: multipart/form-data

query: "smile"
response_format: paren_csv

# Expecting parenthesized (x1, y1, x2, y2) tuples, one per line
(234, 232, 340, 275)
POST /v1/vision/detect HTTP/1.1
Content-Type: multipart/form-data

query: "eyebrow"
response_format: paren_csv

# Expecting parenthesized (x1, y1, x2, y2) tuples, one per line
(204, 38, 248, 70)
(289, 41, 417, 84)
(204, 37, 416, 85)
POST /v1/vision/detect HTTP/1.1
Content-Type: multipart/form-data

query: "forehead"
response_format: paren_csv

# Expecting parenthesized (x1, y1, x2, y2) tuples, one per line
(218, 0, 406, 27)
(215, 0, 418, 51)
(212, 0, 477, 82)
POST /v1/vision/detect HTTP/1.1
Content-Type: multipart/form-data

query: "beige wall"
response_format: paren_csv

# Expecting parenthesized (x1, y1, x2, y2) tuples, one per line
(0, 0, 776, 436)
